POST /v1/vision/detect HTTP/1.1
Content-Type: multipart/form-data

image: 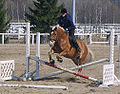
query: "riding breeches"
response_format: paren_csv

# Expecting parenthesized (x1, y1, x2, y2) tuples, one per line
(69, 29, 80, 50)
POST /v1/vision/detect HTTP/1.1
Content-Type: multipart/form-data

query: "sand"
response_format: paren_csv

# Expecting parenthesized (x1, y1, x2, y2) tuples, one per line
(0, 44, 120, 94)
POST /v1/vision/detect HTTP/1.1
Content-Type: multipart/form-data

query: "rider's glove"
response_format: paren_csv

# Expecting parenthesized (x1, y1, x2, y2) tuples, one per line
(65, 29, 67, 33)
(65, 28, 68, 33)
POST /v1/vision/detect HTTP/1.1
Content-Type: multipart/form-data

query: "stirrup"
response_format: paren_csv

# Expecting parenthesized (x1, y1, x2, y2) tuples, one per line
(76, 54, 82, 60)
(77, 48, 82, 52)
(76, 56, 80, 60)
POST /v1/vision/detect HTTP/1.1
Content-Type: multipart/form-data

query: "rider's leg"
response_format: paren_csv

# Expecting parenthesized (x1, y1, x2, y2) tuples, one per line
(73, 37, 82, 52)
(69, 36, 74, 47)
(69, 29, 82, 52)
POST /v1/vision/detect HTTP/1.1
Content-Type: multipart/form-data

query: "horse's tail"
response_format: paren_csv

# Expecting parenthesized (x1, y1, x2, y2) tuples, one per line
(85, 48, 94, 63)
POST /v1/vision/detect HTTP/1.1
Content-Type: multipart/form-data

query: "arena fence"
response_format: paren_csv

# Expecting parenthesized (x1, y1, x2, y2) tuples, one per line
(0, 22, 120, 45)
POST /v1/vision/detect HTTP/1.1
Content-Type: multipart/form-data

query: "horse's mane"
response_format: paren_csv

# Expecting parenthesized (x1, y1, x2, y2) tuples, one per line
(52, 25, 65, 32)
(57, 26, 64, 31)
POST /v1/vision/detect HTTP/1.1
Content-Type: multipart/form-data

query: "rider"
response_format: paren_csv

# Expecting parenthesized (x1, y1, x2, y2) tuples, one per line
(58, 8, 81, 52)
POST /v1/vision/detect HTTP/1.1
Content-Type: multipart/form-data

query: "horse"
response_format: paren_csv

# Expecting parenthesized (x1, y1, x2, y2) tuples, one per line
(48, 25, 89, 72)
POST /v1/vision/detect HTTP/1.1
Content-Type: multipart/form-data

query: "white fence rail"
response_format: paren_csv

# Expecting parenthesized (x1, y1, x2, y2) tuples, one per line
(0, 32, 119, 45)
(1, 22, 119, 45)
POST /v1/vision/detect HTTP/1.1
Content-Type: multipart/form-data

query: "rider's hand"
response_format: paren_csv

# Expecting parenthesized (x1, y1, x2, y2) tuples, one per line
(65, 29, 67, 33)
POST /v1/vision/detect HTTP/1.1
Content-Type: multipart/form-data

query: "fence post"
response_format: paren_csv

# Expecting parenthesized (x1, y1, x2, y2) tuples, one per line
(36, 32, 40, 76)
(32, 34, 34, 45)
(89, 34, 92, 45)
(118, 35, 120, 79)
(18, 28, 20, 40)
(2, 34, 4, 44)
(109, 29, 114, 64)
(26, 22, 30, 79)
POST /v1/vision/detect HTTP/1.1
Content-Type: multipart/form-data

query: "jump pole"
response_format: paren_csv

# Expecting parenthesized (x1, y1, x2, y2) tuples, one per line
(39, 58, 102, 84)
(30, 57, 108, 80)
(0, 84, 68, 90)
(29, 56, 103, 84)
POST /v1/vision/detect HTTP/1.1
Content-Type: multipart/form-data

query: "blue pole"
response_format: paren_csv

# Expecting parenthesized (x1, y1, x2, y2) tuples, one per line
(72, 0, 75, 24)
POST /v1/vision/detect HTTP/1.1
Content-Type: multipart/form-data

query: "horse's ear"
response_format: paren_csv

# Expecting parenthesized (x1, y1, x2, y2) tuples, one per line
(49, 26, 53, 30)
(50, 26, 57, 31)
(54, 27, 57, 31)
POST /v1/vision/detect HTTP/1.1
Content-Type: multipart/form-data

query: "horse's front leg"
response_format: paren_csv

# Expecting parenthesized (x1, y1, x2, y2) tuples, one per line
(48, 48, 55, 64)
(56, 50, 68, 63)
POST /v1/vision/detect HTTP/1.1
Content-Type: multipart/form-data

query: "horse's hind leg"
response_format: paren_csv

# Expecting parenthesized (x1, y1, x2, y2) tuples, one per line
(72, 59, 82, 72)
(77, 42, 88, 72)
(77, 59, 84, 72)
(77, 53, 88, 72)
(72, 55, 86, 73)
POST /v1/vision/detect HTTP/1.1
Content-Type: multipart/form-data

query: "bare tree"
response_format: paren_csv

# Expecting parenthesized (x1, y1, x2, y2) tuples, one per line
(5, 0, 120, 23)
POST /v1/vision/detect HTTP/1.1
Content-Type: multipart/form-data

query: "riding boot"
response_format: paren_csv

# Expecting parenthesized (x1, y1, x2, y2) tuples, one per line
(77, 46, 82, 52)
(73, 38, 82, 52)
(75, 43, 82, 52)
(69, 29, 82, 52)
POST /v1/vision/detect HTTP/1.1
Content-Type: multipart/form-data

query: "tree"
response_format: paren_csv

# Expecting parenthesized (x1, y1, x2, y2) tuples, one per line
(0, 0, 11, 33)
(25, 0, 64, 43)
(25, 0, 64, 33)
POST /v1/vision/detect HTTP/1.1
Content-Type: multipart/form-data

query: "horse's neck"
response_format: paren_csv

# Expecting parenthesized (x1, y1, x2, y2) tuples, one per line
(57, 28, 69, 44)
(57, 32, 68, 40)
(57, 32, 70, 48)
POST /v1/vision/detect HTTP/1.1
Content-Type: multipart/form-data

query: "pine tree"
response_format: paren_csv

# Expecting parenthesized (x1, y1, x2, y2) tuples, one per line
(0, 0, 11, 43)
(0, 0, 11, 33)
(25, 0, 64, 33)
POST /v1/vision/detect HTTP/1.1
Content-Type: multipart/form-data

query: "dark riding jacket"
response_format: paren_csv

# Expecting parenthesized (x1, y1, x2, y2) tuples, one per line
(58, 13, 81, 52)
(58, 14, 75, 31)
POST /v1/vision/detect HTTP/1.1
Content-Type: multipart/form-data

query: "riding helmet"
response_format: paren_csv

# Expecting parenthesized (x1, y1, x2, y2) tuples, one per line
(61, 8, 67, 14)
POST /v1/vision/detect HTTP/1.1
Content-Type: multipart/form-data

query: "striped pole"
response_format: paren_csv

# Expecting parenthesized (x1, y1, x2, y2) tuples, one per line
(30, 58, 108, 80)
(39, 59, 103, 84)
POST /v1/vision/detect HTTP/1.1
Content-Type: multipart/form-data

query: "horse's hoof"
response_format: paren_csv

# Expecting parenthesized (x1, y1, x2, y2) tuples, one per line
(50, 59, 55, 65)
(57, 58, 63, 63)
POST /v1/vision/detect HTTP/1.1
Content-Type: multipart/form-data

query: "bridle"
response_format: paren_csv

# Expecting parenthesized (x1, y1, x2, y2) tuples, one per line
(49, 29, 57, 47)
(49, 37, 56, 42)
(49, 29, 58, 42)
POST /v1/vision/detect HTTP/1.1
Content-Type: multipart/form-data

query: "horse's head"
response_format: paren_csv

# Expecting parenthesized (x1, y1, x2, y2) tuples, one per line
(49, 25, 66, 47)
(49, 26, 58, 47)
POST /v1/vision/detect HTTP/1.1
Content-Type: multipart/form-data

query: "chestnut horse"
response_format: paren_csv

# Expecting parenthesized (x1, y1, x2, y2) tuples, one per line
(48, 25, 88, 72)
